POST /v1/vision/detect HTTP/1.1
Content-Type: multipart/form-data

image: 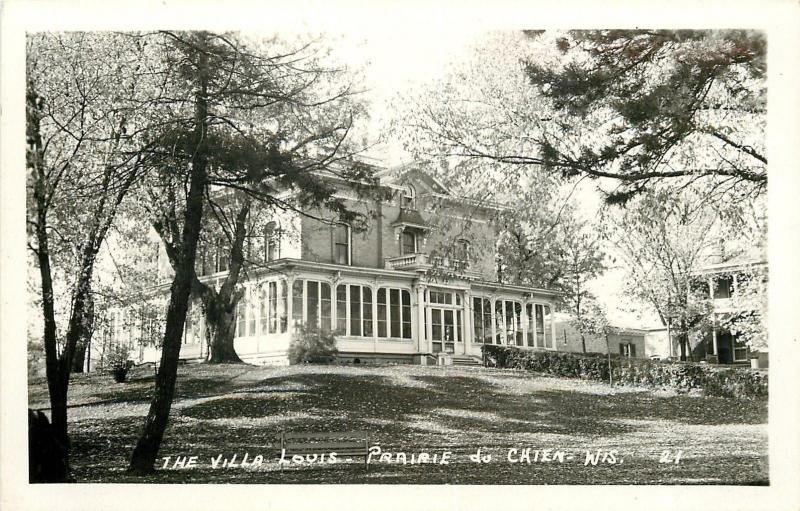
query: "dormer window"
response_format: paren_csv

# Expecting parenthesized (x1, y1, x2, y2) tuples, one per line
(402, 185, 416, 209)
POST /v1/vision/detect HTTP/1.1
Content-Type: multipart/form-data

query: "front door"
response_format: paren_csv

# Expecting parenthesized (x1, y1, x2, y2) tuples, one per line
(429, 306, 465, 354)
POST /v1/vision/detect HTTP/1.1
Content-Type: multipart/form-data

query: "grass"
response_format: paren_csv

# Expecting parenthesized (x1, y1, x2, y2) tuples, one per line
(27, 363, 768, 484)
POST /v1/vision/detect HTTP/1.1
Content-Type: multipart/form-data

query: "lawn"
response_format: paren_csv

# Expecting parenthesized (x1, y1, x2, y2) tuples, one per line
(27, 363, 768, 484)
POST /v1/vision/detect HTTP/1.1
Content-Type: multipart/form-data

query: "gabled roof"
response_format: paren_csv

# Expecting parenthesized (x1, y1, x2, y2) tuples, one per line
(377, 161, 451, 195)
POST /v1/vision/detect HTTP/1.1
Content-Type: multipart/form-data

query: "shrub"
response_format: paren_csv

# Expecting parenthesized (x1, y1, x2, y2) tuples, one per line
(288, 324, 338, 365)
(482, 345, 767, 399)
(106, 344, 134, 383)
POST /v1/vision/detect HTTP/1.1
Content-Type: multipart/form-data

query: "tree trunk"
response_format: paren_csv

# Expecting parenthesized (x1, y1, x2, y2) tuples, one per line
(70, 292, 95, 373)
(129, 38, 209, 475)
(196, 200, 249, 364)
(207, 301, 241, 363)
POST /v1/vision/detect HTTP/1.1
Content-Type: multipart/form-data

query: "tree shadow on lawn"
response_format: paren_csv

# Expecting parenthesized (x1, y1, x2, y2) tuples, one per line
(65, 367, 768, 483)
(177, 371, 766, 441)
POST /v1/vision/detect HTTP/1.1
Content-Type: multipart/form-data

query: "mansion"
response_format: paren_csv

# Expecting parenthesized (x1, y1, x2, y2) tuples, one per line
(99, 163, 560, 367)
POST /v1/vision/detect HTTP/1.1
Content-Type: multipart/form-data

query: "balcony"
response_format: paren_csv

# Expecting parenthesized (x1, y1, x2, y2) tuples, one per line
(384, 253, 481, 279)
(385, 253, 431, 272)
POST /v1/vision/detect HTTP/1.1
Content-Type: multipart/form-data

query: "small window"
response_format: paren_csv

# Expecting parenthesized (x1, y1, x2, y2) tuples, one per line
(402, 185, 416, 209)
(334, 224, 350, 265)
(733, 336, 748, 362)
(401, 231, 416, 255)
(619, 342, 636, 358)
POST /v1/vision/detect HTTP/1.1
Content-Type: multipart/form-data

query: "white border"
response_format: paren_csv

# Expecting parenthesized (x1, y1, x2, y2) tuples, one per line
(2, 1, 799, 510)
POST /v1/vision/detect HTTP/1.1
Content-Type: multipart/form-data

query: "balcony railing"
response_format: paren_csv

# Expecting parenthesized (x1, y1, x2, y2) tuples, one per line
(384, 253, 480, 278)
(385, 253, 431, 271)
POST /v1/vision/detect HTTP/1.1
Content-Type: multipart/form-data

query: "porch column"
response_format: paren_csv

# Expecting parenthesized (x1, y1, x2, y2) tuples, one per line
(286, 277, 294, 336)
(372, 283, 378, 354)
(490, 298, 497, 345)
(712, 323, 719, 357)
(416, 284, 427, 353)
(464, 290, 473, 350)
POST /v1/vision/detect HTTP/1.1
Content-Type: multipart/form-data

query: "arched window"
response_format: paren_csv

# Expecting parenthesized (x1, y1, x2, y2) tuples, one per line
(402, 185, 416, 209)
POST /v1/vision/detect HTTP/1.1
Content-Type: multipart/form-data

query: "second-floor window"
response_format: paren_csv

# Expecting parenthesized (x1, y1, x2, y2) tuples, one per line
(333, 223, 350, 265)
(264, 221, 280, 262)
(401, 231, 416, 255)
(714, 275, 733, 299)
(456, 239, 470, 262)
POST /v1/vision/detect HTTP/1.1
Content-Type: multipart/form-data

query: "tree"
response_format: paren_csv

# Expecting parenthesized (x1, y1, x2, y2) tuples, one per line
(128, 30, 373, 474)
(26, 32, 153, 478)
(718, 264, 768, 353)
(603, 189, 723, 361)
(560, 220, 606, 353)
(523, 30, 766, 203)
(393, 30, 766, 205)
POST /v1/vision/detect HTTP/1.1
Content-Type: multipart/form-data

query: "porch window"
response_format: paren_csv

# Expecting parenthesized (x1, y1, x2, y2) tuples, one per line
(236, 297, 246, 338)
(429, 290, 453, 304)
(350, 285, 362, 336)
(535, 304, 545, 348)
(543, 305, 553, 349)
(376, 287, 412, 339)
(321, 283, 332, 335)
(333, 224, 351, 265)
(247, 288, 257, 336)
(472, 297, 485, 344)
(377, 288, 387, 337)
(514, 302, 524, 346)
(526, 304, 535, 347)
(402, 291, 411, 338)
(289, 279, 333, 334)
(336, 285, 347, 334)
(292, 280, 303, 330)
(495, 300, 505, 344)
(390, 289, 401, 337)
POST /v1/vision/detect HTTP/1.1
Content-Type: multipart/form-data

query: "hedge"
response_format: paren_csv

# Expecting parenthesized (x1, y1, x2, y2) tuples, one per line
(482, 345, 767, 400)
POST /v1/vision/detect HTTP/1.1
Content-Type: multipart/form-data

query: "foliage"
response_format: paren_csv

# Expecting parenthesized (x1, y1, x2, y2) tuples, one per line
(523, 30, 766, 203)
(288, 324, 338, 365)
(602, 189, 723, 359)
(483, 345, 767, 399)
(393, 30, 766, 206)
(106, 344, 134, 383)
(717, 266, 768, 351)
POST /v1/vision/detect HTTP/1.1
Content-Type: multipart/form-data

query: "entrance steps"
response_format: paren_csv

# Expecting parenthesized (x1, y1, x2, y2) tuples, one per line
(451, 355, 483, 367)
